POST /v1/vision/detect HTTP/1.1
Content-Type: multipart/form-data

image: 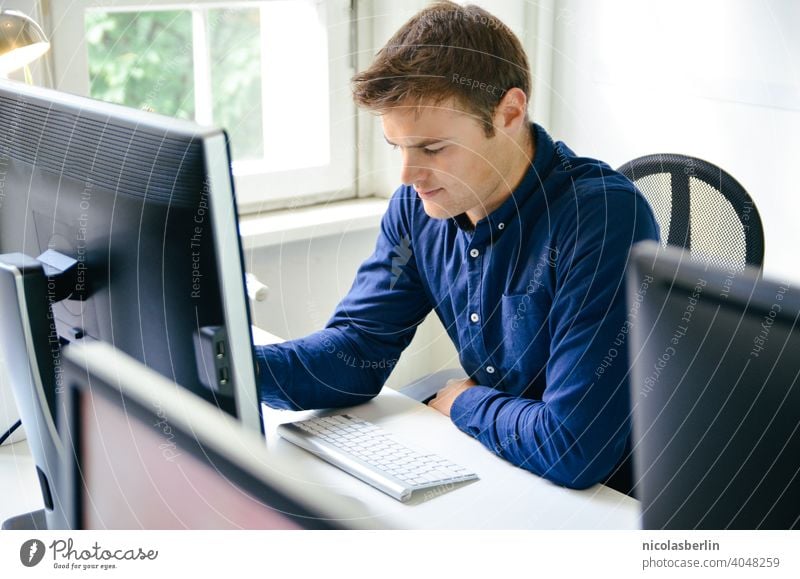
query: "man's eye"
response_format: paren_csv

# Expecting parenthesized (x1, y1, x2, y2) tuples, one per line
(423, 147, 444, 156)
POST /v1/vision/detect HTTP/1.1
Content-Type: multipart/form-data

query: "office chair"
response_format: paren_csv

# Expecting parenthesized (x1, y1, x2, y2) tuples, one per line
(617, 153, 765, 271)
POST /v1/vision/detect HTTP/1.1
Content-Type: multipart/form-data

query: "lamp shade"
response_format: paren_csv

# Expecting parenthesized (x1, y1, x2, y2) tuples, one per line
(0, 9, 50, 75)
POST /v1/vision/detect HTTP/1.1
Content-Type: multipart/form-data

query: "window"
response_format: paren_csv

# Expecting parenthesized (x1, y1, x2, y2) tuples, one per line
(49, 0, 356, 212)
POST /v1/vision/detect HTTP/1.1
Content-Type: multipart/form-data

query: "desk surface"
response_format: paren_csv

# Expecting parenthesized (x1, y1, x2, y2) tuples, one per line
(0, 327, 640, 529)
(262, 389, 639, 529)
(254, 325, 639, 529)
(0, 439, 43, 526)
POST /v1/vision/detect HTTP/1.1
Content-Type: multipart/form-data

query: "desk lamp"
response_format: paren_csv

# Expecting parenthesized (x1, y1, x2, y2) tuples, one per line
(0, 9, 50, 84)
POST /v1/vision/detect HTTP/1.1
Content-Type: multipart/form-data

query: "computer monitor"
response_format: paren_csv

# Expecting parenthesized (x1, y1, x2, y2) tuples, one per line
(628, 241, 800, 529)
(0, 79, 261, 529)
(60, 341, 368, 529)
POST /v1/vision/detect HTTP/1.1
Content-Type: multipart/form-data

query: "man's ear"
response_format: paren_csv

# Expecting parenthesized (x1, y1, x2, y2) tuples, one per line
(493, 87, 528, 133)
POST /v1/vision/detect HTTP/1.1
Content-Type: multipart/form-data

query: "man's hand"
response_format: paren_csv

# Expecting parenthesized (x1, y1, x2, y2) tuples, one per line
(427, 377, 478, 417)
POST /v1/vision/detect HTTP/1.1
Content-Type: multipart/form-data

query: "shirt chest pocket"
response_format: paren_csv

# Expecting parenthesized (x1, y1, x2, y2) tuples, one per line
(497, 292, 552, 372)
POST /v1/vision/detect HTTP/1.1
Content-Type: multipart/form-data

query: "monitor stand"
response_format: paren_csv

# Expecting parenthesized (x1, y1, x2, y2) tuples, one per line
(2, 508, 47, 530)
(0, 251, 81, 531)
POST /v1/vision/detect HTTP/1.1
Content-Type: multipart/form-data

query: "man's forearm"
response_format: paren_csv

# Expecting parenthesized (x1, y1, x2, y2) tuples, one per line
(255, 327, 394, 410)
(450, 386, 628, 489)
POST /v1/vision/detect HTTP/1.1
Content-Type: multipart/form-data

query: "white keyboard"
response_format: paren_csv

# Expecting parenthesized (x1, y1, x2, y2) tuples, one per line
(277, 414, 478, 502)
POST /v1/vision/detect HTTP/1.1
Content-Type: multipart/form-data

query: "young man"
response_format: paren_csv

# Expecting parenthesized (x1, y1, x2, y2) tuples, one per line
(256, 1, 659, 493)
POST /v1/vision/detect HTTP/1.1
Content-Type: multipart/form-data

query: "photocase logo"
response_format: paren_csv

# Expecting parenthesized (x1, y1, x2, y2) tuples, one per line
(20, 539, 46, 567)
(390, 235, 412, 290)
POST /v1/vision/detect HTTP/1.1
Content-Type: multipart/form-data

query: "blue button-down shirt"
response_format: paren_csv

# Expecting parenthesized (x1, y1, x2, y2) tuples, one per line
(256, 124, 659, 489)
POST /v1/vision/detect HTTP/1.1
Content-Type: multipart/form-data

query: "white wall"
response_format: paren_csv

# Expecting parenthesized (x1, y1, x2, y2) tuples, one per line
(548, 0, 800, 280)
(244, 229, 460, 390)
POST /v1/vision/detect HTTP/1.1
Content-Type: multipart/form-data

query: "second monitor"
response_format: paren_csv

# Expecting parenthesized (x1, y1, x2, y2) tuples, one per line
(628, 241, 800, 529)
(61, 341, 376, 529)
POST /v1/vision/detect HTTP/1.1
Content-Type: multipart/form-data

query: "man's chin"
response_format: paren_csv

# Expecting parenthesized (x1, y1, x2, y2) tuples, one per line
(420, 199, 456, 220)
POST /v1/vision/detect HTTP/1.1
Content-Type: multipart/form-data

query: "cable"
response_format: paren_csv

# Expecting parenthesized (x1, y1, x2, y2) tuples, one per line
(0, 420, 22, 445)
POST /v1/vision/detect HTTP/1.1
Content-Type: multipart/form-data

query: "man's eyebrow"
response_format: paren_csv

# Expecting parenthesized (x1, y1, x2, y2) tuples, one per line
(383, 135, 451, 148)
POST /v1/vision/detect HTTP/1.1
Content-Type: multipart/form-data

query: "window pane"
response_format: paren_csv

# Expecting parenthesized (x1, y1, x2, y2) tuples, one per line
(259, 1, 330, 172)
(84, 2, 333, 174)
(86, 10, 195, 120)
(208, 8, 264, 161)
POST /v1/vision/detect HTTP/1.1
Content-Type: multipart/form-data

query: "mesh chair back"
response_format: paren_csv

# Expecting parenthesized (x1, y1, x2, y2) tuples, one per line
(617, 153, 765, 271)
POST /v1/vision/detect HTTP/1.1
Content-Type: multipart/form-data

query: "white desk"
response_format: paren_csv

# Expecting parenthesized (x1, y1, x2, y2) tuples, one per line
(263, 389, 639, 529)
(0, 327, 640, 529)
(0, 440, 44, 525)
(253, 324, 639, 528)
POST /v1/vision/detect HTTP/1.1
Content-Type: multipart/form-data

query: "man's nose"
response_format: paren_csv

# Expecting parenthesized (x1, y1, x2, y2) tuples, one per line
(400, 150, 427, 186)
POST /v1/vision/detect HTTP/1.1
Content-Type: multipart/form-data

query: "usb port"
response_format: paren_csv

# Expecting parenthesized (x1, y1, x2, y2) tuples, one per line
(218, 366, 229, 386)
(215, 339, 225, 359)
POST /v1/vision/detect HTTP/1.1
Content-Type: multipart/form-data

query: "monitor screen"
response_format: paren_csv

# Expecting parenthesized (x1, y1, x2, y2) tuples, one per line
(0, 79, 261, 528)
(628, 241, 800, 529)
(76, 383, 304, 529)
(78, 380, 310, 529)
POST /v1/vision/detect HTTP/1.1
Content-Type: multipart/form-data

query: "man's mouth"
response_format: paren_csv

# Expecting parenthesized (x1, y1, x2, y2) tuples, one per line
(417, 187, 443, 198)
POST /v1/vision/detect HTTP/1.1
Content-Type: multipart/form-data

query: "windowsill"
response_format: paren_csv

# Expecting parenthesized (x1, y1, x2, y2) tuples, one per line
(238, 197, 389, 249)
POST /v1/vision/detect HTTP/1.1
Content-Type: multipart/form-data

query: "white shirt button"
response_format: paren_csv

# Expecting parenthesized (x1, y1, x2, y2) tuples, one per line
(470, 312, 480, 323)
(469, 248, 480, 258)
(486, 366, 496, 374)
(498, 223, 505, 230)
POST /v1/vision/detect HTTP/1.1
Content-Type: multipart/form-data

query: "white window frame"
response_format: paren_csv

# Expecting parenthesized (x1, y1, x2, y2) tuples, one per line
(46, 0, 356, 213)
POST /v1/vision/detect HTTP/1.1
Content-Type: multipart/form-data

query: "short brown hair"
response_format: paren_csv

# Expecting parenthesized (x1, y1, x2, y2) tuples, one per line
(352, 1, 530, 136)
